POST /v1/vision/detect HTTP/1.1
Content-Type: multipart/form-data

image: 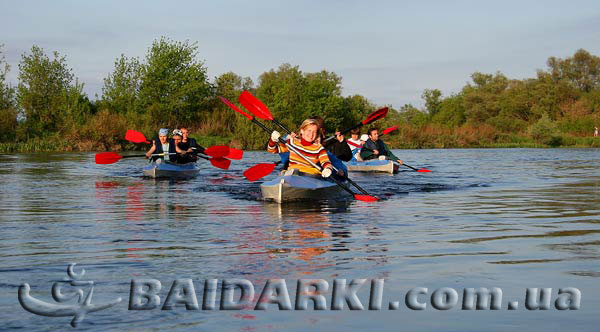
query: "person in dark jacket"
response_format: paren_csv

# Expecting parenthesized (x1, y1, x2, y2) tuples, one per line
(323, 131, 353, 162)
(360, 127, 403, 164)
(178, 127, 204, 162)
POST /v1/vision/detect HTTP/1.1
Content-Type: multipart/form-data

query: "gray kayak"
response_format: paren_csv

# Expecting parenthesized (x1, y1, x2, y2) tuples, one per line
(143, 160, 199, 178)
(345, 159, 398, 174)
(260, 171, 351, 203)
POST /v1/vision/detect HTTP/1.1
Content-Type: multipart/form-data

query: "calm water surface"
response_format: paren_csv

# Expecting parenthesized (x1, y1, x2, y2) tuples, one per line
(1, 149, 599, 331)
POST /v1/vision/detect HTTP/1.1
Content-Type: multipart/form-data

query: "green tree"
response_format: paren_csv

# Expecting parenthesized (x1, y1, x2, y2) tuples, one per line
(0, 44, 17, 141)
(17, 45, 76, 137)
(101, 54, 142, 115)
(546, 49, 600, 93)
(138, 37, 212, 128)
(422, 88, 442, 116)
(209, 72, 254, 133)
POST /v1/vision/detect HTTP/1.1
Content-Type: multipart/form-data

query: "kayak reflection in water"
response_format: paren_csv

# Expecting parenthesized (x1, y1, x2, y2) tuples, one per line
(267, 118, 341, 178)
(360, 127, 403, 165)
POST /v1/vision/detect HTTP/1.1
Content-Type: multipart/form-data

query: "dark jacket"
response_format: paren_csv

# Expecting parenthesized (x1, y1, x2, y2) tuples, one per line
(323, 138, 353, 162)
(360, 139, 399, 161)
(178, 138, 201, 163)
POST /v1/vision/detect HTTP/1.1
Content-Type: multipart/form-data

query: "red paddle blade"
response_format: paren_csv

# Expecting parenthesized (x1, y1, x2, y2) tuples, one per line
(218, 96, 253, 120)
(95, 152, 123, 164)
(239, 90, 274, 121)
(354, 194, 379, 202)
(225, 148, 244, 160)
(125, 130, 149, 144)
(362, 107, 388, 125)
(417, 169, 431, 172)
(382, 126, 398, 135)
(209, 157, 231, 170)
(243, 163, 277, 181)
(204, 145, 230, 158)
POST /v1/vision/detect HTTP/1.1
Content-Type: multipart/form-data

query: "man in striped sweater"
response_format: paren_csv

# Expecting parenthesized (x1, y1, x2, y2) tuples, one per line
(267, 118, 337, 177)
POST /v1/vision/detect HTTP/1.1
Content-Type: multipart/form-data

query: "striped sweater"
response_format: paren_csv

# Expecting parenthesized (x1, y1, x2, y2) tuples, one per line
(267, 137, 332, 175)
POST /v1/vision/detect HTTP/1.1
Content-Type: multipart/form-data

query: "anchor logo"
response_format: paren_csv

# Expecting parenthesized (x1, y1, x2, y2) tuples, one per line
(18, 263, 122, 327)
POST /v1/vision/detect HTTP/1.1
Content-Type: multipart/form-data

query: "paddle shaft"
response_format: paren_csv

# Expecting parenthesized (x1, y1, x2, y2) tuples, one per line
(323, 122, 364, 144)
(246, 117, 359, 197)
(270, 119, 375, 197)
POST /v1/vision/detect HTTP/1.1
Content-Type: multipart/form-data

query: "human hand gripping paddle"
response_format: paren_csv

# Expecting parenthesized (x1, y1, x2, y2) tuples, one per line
(322, 107, 389, 144)
(224, 93, 378, 202)
(96, 131, 238, 170)
(364, 126, 431, 173)
(94, 151, 232, 170)
(124, 130, 244, 160)
(122, 130, 244, 170)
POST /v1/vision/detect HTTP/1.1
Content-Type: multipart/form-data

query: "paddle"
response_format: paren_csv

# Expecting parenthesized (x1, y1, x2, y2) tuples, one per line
(95, 152, 172, 164)
(125, 130, 150, 144)
(400, 163, 431, 173)
(125, 130, 243, 160)
(227, 93, 378, 202)
(382, 126, 398, 135)
(95, 152, 231, 170)
(321, 107, 389, 144)
(238, 91, 378, 199)
(243, 161, 281, 181)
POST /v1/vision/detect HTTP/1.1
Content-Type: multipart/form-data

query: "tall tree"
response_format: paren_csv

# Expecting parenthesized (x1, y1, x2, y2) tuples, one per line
(546, 49, 600, 93)
(17, 45, 75, 136)
(138, 37, 212, 128)
(101, 54, 142, 115)
(0, 44, 17, 141)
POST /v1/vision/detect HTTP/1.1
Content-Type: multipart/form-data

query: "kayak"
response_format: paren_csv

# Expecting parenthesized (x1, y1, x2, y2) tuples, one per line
(345, 159, 398, 174)
(260, 170, 351, 203)
(143, 160, 199, 178)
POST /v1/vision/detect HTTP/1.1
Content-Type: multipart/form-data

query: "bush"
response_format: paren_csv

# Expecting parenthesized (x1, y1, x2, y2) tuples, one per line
(529, 114, 562, 146)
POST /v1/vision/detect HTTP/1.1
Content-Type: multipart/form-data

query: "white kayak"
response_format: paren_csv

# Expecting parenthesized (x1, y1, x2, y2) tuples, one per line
(260, 170, 351, 203)
(143, 160, 199, 178)
(344, 159, 399, 174)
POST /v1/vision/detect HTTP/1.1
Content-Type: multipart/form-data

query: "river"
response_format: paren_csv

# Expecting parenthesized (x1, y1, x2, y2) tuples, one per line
(1, 148, 599, 331)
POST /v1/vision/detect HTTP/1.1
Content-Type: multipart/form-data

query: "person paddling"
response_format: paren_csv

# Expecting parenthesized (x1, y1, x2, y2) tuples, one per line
(267, 118, 340, 178)
(145, 128, 177, 162)
(346, 129, 362, 161)
(179, 127, 204, 162)
(360, 128, 403, 164)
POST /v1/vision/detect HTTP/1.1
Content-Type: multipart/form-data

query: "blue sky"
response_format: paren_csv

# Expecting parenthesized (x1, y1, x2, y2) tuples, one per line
(1, 0, 599, 108)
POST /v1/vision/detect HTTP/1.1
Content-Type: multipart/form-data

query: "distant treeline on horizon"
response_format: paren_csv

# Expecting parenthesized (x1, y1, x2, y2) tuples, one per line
(1, 37, 599, 152)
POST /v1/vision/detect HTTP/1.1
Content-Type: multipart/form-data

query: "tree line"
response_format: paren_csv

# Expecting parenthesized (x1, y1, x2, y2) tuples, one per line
(0, 37, 599, 152)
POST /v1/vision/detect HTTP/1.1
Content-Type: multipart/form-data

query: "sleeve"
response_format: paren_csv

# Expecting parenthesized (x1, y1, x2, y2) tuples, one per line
(337, 140, 353, 162)
(267, 137, 288, 154)
(318, 148, 332, 170)
(382, 141, 399, 160)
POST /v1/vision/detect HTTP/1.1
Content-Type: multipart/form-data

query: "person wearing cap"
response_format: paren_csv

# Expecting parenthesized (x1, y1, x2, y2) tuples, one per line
(146, 128, 173, 161)
(360, 127, 402, 164)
